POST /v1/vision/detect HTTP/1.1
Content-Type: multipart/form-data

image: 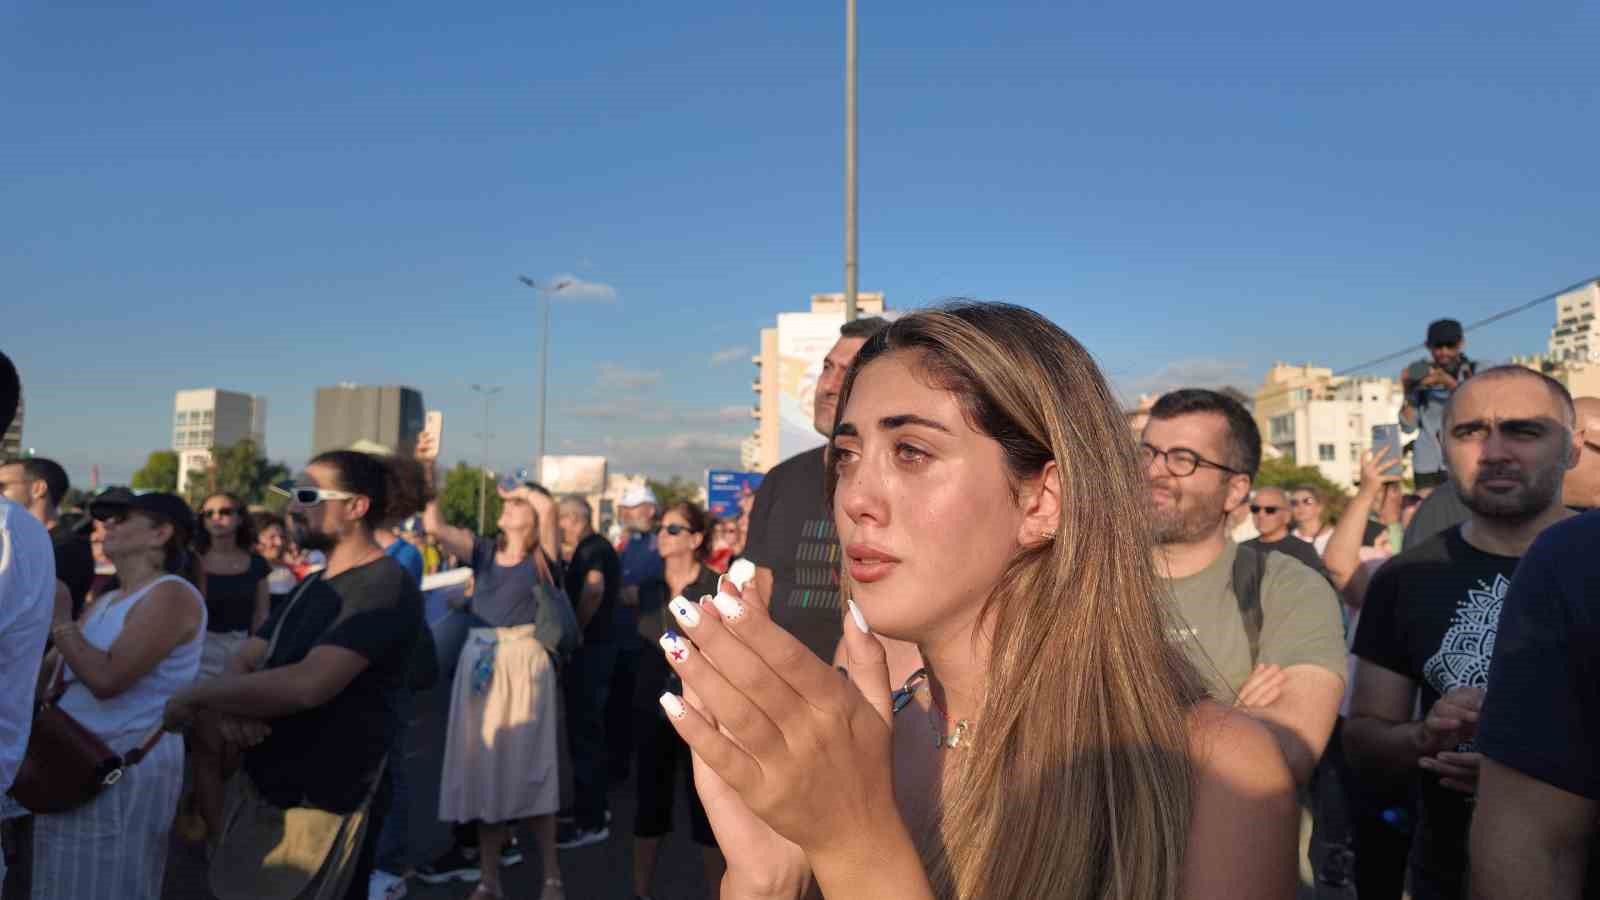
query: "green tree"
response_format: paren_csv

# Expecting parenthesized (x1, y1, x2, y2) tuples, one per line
(1254, 456, 1352, 523)
(439, 463, 502, 535)
(647, 476, 702, 510)
(130, 450, 179, 493)
(183, 440, 290, 507)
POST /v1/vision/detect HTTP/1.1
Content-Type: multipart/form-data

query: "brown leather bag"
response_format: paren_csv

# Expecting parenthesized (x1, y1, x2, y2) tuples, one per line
(8, 656, 163, 814)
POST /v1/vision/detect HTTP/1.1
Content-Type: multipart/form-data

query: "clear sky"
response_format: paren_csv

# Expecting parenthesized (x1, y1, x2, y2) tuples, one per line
(5, 0, 1596, 484)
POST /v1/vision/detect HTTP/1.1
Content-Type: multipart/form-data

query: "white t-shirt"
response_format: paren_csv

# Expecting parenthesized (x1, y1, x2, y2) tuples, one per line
(0, 498, 57, 793)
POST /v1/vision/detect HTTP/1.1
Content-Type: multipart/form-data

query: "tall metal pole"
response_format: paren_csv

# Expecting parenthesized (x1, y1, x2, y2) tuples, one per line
(471, 384, 501, 535)
(844, 0, 859, 322)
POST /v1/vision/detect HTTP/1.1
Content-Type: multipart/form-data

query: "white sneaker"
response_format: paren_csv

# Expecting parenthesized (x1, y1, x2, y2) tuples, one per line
(369, 870, 408, 900)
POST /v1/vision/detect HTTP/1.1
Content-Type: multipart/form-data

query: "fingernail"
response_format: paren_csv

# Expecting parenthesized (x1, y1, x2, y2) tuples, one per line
(659, 692, 687, 720)
(712, 591, 745, 622)
(727, 558, 756, 590)
(669, 596, 701, 628)
(660, 630, 691, 664)
(848, 599, 871, 635)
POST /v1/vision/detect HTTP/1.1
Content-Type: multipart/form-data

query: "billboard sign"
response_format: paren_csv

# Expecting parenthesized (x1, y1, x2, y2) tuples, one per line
(706, 469, 764, 519)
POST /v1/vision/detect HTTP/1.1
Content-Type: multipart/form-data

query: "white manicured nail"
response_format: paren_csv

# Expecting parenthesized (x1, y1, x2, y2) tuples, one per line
(848, 600, 871, 635)
(668, 596, 700, 628)
(727, 558, 756, 589)
(659, 692, 686, 720)
(712, 591, 745, 622)
(660, 631, 692, 664)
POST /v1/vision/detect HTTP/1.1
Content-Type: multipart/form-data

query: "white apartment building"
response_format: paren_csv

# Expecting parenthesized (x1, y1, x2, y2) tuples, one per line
(1548, 279, 1600, 363)
(173, 389, 266, 493)
(1255, 365, 1405, 488)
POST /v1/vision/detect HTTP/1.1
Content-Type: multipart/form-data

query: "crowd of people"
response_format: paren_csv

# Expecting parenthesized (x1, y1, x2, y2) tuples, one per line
(0, 299, 1596, 900)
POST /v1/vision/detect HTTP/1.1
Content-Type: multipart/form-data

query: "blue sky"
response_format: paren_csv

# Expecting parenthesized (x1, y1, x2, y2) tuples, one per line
(5, 0, 1596, 484)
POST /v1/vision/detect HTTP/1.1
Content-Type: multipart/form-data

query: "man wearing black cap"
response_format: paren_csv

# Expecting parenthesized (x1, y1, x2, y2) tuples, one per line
(1400, 318, 1475, 491)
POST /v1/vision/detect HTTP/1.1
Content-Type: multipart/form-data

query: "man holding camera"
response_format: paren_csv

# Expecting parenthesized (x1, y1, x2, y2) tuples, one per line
(1401, 318, 1476, 491)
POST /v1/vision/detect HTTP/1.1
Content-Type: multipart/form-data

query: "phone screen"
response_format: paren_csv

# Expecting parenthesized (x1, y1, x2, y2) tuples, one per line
(1371, 424, 1401, 465)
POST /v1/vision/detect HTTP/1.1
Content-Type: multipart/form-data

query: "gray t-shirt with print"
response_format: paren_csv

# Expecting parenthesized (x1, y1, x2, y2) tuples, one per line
(1161, 541, 1348, 701)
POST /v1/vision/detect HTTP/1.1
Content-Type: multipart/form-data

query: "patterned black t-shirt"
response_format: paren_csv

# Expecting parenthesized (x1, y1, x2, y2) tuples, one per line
(1352, 526, 1520, 897)
(743, 446, 842, 661)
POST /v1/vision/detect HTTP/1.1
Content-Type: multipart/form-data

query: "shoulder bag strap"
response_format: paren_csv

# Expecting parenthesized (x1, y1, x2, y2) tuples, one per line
(1232, 546, 1267, 666)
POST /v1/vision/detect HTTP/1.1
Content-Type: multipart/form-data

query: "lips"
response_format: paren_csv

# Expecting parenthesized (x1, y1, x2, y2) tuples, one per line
(845, 542, 900, 583)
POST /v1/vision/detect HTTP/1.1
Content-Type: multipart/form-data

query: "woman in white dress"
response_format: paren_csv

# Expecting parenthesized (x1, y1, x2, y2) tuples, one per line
(32, 491, 205, 900)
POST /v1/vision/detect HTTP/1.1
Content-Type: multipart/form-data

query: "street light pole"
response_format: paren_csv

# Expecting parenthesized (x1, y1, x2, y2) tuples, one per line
(470, 384, 502, 535)
(517, 276, 573, 482)
(844, 0, 859, 323)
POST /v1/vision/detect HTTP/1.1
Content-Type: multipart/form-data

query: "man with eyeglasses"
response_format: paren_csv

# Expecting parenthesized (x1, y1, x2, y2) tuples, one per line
(1141, 388, 1347, 787)
(0, 457, 94, 620)
(1345, 367, 1582, 900)
(1242, 486, 1331, 580)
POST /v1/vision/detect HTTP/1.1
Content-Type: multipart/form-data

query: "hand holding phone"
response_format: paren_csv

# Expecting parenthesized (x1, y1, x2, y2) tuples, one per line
(418, 411, 443, 460)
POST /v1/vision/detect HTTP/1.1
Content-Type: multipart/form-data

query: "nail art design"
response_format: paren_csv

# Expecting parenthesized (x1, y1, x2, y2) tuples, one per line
(668, 595, 701, 628)
(712, 591, 745, 622)
(660, 630, 691, 664)
(727, 558, 756, 590)
(848, 600, 871, 635)
(659, 692, 687, 720)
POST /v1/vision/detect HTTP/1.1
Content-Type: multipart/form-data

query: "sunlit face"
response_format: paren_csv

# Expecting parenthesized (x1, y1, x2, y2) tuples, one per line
(99, 509, 171, 562)
(256, 523, 286, 561)
(201, 495, 241, 541)
(1289, 489, 1322, 529)
(830, 352, 1025, 643)
(1140, 412, 1250, 545)
(0, 463, 30, 506)
(814, 336, 869, 437)
(621, 503, 656, 533)
(1431, 342, 1463, 369)
(655, 509, 702, 562)
(497, 501, 538, 549)
(1443, 375, 1578, 523)
(557, 506, 587, 546)
(287, 462, 363, 553)
(1250, 487, 1291, 541)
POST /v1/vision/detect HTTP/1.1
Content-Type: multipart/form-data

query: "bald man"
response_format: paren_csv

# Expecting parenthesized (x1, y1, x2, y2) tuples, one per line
(1561, 396, 1600, 510)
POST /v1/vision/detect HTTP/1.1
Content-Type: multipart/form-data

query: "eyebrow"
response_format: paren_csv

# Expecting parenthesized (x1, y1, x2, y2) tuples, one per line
(1451, 416, 1561, 431)
(833, 414, 954, 439)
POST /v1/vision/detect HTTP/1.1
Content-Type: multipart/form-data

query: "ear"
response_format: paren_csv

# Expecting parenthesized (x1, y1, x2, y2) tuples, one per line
(29, 479, 48, 504)
(347, 494, 373, 523)
(1566, 426, 1585, 472)
(1221, 473, 1253, 515)
(1016, 461, 1062, 547)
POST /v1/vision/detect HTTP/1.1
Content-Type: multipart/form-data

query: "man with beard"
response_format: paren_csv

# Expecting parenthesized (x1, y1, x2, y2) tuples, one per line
(165, 451, 425, 899)
(1344, 366, 1580, 900)
(1142, 389, 1347, 786)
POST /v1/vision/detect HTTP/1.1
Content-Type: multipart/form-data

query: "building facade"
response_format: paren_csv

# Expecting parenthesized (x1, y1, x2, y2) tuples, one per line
(747, 292, 887, 472)
(1253, 364, 1404, 488)
(311, 384, 426, 457)
(173, 389, 267, 493)
(1548, 280, 1600, 363)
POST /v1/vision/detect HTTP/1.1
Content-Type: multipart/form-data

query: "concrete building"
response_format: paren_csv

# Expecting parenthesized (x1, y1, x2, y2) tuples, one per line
(1548, 279, 1600, 363)
(1253, 364, 1404, 488)
(311, 384, 425, 457)
(173, 389, 267, 493)
(747, 292, 887, 472)
(2, 392, 21, 459)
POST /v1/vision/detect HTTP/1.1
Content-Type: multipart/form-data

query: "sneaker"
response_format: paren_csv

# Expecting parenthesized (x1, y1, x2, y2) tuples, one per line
(554, 822, 610, 850)
(414, 846, 481, 884)
(368, 870, 408, 900)
(500, 836, 524, 867)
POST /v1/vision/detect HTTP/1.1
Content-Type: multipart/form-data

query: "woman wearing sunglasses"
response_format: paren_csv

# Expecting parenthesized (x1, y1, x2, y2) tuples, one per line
(34, 491, 205, 899)
(630, 501, 725, 900)
(656, 303, 1297, 899)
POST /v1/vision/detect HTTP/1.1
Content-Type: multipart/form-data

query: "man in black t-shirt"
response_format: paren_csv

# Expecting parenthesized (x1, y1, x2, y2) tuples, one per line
(0, 457, 94, 617)
(1242, 485, 1331, 581)
(1346, 367, 1583, 899)
(1470, 511, 1600, 899)
(555, 495, 622, 848)
(744, 315, 889, 661)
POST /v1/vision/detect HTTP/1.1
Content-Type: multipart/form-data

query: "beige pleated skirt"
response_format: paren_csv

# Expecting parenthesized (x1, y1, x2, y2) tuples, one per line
(439, 624, 560, 824)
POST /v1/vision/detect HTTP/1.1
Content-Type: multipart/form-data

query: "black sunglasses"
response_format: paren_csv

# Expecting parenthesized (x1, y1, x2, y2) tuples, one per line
(1250, 505, 1282, 515)
(657, 524, 695, 536)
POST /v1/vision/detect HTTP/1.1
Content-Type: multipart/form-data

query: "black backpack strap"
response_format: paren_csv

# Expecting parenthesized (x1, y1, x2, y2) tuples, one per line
(1232, 545, 1268, 666)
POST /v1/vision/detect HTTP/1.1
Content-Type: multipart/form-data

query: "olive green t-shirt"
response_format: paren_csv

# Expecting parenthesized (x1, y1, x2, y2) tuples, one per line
(1162, 541, 1348, 701)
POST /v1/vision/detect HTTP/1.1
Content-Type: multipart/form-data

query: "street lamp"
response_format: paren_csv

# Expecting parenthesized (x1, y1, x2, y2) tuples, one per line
(517, 276, 573, 482)
(470, 383, 502, 535)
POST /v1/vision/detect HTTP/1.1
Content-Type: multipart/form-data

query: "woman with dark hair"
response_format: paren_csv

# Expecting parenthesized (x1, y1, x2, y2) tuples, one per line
(163, 450, 425, 900)
(252, 510, 299, 605)
(632, 501, 724, 900)
(194, 492, 270, 672)
(34, 491, 206, 899)
(658, 303, 1297, 899)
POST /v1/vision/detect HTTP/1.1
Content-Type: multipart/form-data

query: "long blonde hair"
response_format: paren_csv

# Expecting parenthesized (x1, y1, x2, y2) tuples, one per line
(826, 302, 1207, 899)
